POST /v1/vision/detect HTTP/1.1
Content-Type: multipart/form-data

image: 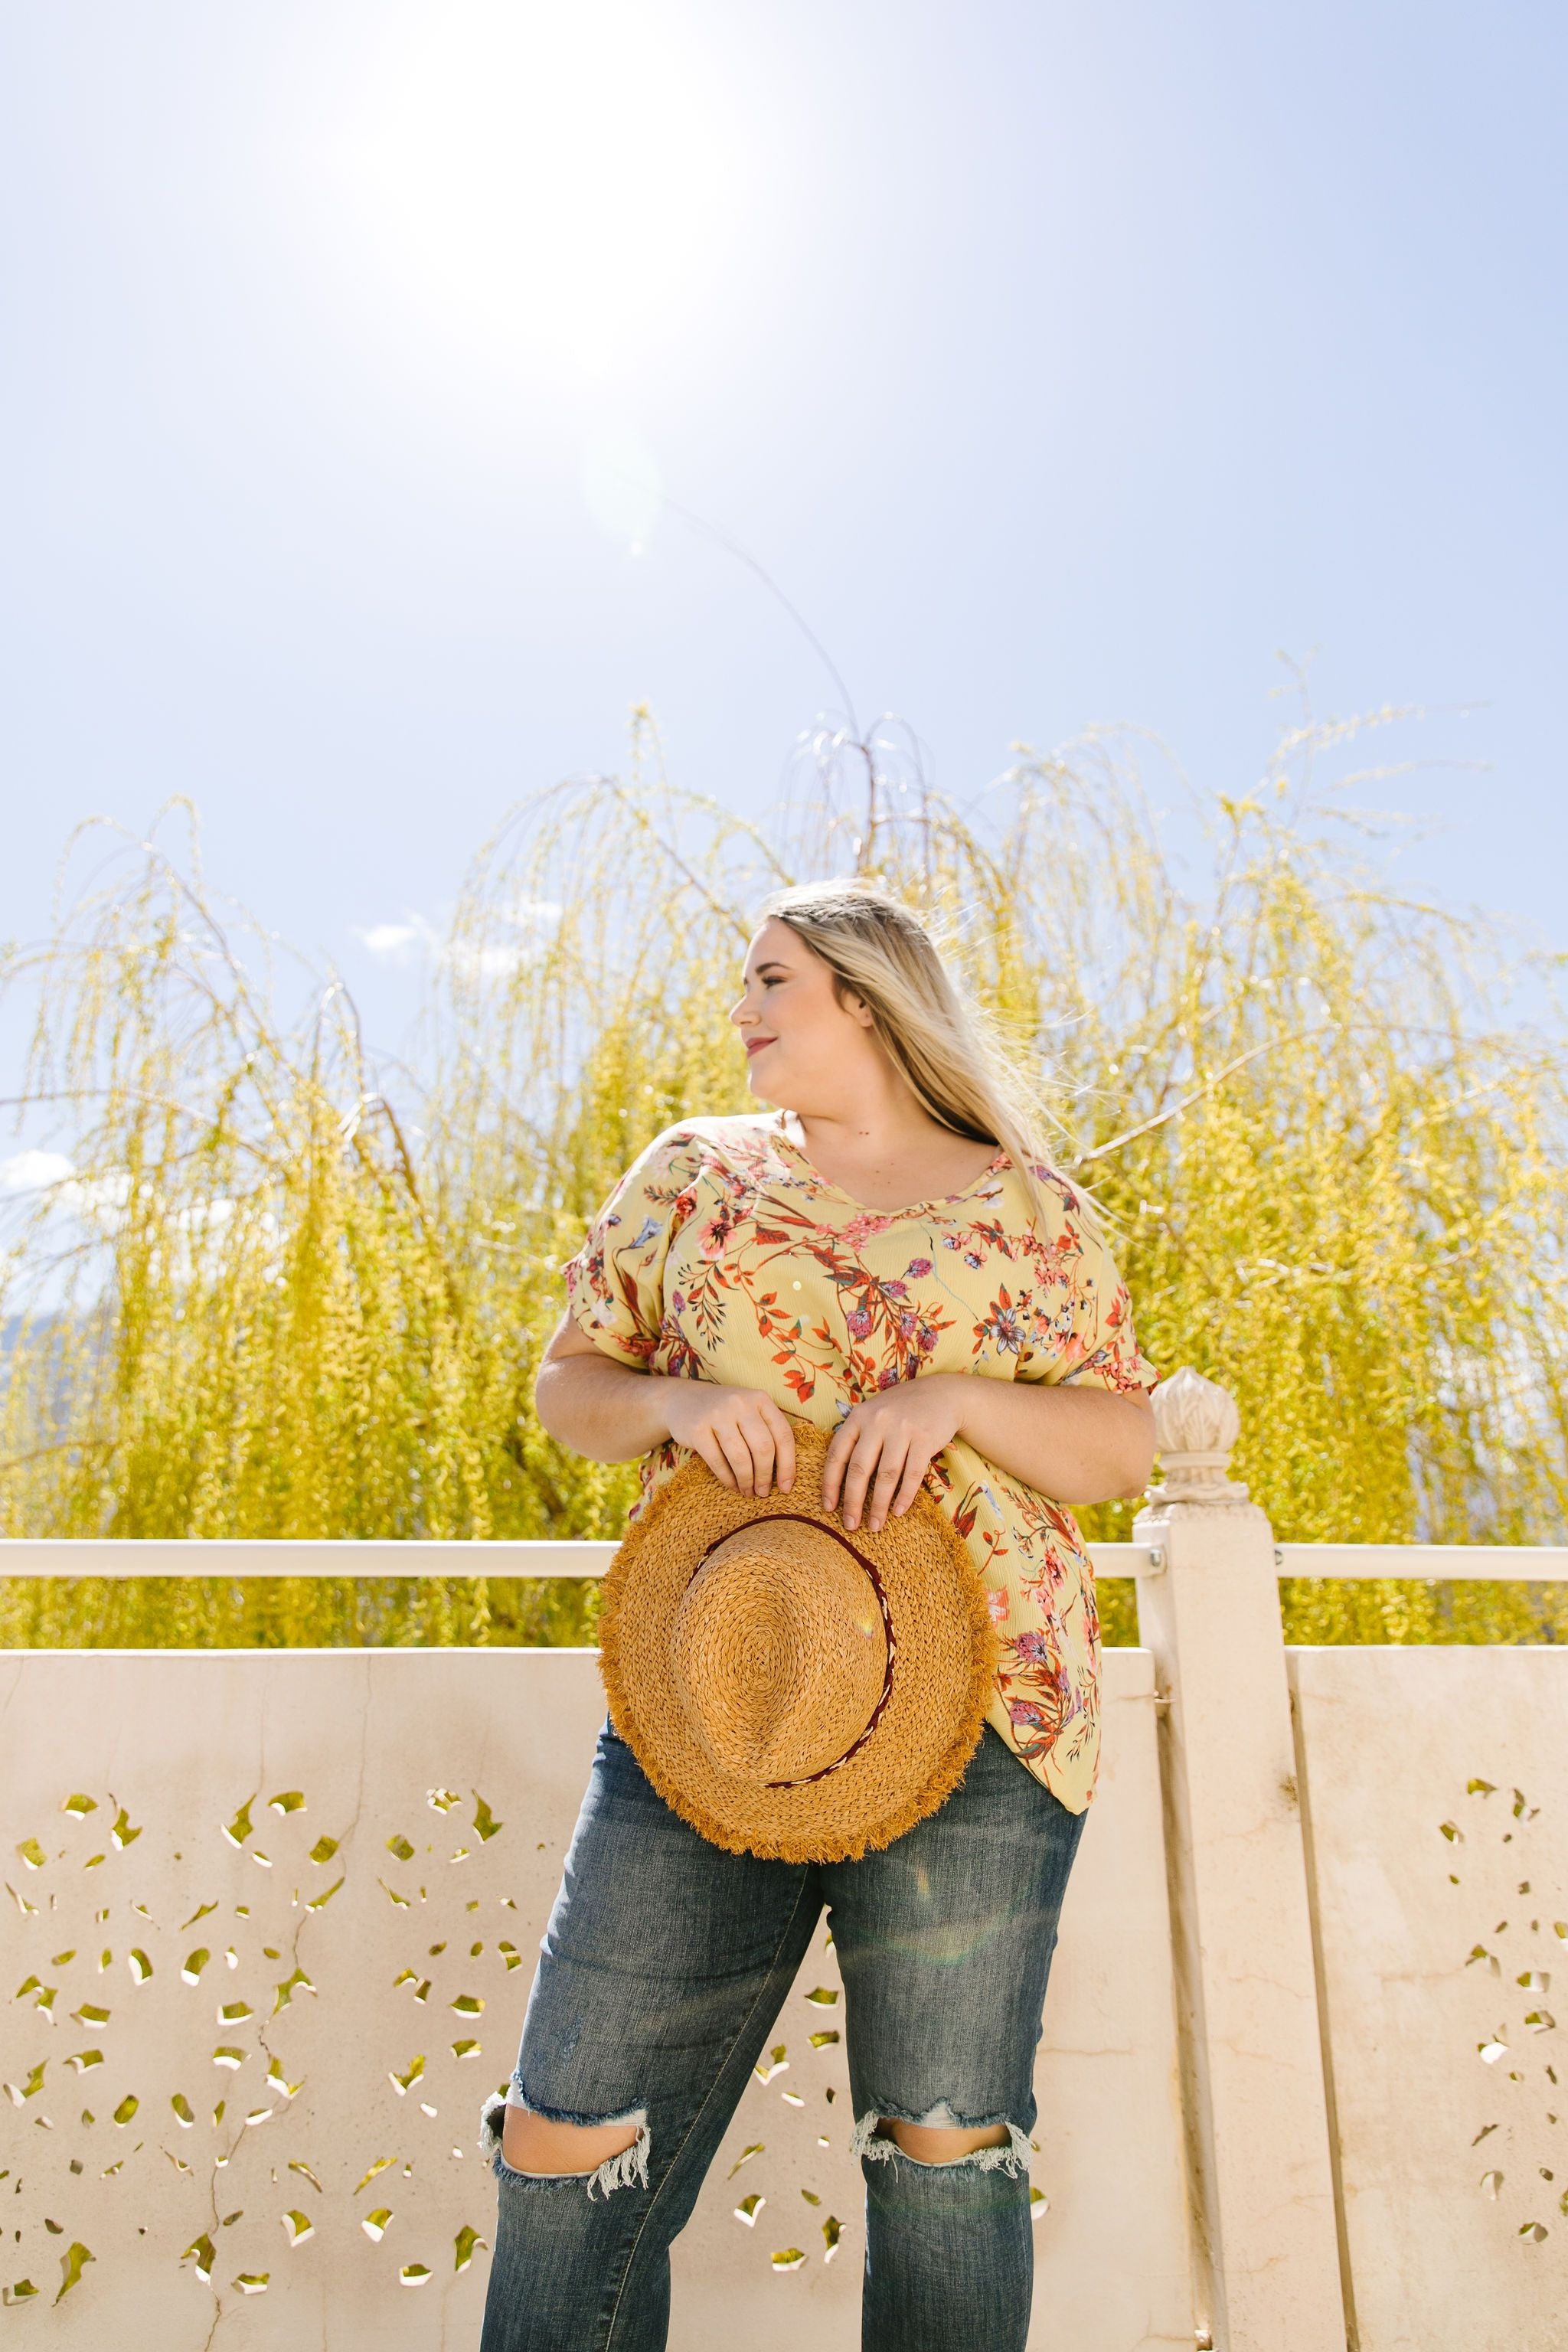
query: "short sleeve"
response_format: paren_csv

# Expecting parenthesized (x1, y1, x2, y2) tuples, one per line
(1025, 1183, 1158, 1395)
(561, 1128, 704, 1367)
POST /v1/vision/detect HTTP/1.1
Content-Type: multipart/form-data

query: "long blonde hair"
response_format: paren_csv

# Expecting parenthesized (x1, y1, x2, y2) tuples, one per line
(759, 880, 1072, 1228)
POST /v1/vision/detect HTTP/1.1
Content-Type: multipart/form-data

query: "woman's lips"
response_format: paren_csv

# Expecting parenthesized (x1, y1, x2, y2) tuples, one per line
(745, 1036, 776, 1058)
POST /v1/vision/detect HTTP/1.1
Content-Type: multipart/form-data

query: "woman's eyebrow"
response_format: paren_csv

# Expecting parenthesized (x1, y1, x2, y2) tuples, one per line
(746, 959, 792, 980)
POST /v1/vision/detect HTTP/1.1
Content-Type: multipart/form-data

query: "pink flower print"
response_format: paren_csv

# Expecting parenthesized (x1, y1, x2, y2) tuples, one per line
(906, 1257, 933, 1278)
(916, 1325, 939, 1354)
(877, 1365, 905, 1390)
(846, 1305, 874, 1339)
(841, 1213, 896, 1253)
(985, 1586, 1010, 1628)
(696, 1212, 733, 1261)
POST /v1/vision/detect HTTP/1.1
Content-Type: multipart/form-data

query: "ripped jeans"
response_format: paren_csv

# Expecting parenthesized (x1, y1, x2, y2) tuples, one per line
(479, 1719, 1085, 2351)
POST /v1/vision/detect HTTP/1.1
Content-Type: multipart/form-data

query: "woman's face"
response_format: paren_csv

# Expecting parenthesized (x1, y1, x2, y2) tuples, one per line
(730, 917, 877, 1111)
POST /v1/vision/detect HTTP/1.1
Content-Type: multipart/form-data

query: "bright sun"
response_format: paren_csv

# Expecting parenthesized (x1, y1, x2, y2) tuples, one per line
(329, 3, 741, 379)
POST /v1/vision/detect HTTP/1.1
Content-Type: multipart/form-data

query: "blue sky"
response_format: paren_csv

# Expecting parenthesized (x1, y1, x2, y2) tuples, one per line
(2, 0, 1564, 1073)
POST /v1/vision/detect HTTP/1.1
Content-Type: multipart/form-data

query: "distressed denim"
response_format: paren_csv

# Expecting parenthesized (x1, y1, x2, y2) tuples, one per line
(479, 1720, 1085, 2352)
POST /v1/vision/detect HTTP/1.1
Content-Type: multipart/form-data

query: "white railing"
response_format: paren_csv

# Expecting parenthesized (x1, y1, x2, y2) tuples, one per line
(0, 1538, 1161, 1578)
(11, 1534, 1568, 1580)
(1272, 1540, 1568, 1578)
(8, 1535, 1565, 1581)
(2, 1367, 1564, 2352)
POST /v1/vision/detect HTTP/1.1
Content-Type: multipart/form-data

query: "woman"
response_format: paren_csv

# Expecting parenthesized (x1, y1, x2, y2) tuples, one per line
(480, 883, 1157, 2351)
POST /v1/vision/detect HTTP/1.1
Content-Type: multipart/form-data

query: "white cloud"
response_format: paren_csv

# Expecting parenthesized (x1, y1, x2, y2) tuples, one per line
(438, 897, 562, 978)
(354, 918, 430, 962)
(0, 1150, 77, 1197)
(352, 900, 560, 981)
(0, 1155, 135, 1231)
(501, 897, 562, 932)
(442, 940, 531, 980)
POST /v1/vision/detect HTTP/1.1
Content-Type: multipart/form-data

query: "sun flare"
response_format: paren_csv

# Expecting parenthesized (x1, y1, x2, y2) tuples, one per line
(330, 4, 741, 377)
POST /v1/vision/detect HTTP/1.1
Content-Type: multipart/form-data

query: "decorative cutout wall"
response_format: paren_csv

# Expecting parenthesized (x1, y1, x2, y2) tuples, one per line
(1292, 1646, 1567, 2350)
(4, 1711, 537, 2325)
(2, 1648, 1191, 2349)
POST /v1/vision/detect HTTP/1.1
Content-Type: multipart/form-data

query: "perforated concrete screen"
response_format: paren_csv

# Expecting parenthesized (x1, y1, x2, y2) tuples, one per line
(1290, 1646, 1568, 2352)
(0, 1648, 1191, 2349)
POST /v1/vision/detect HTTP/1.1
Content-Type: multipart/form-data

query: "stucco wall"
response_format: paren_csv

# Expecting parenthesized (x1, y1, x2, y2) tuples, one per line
(1290, 1645, 1568, 2352)
(0, 1646, 1192, 2348)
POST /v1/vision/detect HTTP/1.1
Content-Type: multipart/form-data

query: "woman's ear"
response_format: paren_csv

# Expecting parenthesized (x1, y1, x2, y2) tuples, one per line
(834, 981, 877, 1030)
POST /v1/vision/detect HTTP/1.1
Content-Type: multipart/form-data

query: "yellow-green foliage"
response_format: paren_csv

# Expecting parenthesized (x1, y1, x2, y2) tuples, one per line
(2, 710, 1564, 1651)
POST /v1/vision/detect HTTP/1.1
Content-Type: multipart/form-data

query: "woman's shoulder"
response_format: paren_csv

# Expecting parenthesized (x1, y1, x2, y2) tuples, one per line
(1001, 1153, 1098, 1239)
(665, 1112, 779, 1148)
(626, 1113, 782, 1185)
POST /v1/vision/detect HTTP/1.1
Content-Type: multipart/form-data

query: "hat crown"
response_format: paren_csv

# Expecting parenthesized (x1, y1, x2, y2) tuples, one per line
(669, 1521, 887, 1785)
(598, 1419, 997, 1863)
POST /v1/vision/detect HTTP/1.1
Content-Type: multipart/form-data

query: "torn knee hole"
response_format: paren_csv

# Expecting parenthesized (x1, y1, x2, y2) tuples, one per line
(852, 2107, 1031, 2174)
(880, 2118, 1009, 2163)
(479, 2093, 650, 2196)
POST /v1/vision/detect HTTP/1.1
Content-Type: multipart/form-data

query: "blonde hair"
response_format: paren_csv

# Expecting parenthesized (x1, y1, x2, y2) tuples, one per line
(759, 880, 1070, 1228)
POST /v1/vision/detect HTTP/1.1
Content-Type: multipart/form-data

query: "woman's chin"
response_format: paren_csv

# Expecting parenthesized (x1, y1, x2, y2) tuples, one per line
(747, 1080, 794, 1116)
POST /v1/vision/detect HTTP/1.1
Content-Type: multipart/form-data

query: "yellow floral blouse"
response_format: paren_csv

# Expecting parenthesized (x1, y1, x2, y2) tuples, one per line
(564, 1112, 1157, 1813)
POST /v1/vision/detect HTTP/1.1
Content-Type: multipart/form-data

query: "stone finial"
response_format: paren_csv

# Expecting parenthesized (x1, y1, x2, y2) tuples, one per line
(1148, 1366, 1249, 1503)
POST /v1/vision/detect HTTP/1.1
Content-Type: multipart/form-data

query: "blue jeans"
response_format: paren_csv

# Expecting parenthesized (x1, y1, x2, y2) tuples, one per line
(479, 1720, 1085, 2352)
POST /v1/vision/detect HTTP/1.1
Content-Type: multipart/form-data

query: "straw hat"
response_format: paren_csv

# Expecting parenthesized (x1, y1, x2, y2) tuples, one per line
(598, 1422, 998, 1864)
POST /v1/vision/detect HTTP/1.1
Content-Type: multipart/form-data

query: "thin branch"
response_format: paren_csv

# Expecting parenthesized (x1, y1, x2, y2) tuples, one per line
(1070, 1029, 1338, 1167)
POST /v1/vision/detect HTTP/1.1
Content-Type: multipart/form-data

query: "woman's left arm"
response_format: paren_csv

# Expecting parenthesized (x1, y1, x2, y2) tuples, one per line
(821, 1374, 1156, 1534)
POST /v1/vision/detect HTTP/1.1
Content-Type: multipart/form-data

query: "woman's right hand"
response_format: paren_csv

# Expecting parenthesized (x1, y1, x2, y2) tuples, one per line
(660, 1380, 797, 1498)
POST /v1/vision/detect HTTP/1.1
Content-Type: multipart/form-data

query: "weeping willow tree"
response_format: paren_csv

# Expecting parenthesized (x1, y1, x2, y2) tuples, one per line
(2, 702, 1564, 1651)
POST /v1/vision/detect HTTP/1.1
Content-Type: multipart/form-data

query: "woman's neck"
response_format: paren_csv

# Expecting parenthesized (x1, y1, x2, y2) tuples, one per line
(780, 1102, 998, 1214)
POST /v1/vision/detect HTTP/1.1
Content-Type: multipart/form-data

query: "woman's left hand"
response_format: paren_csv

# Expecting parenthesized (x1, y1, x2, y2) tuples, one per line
(821, 1376, 965, 1533)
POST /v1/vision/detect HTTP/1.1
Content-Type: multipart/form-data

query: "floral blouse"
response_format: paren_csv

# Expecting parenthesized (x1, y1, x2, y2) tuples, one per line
(564, 1113, 1157, 1813)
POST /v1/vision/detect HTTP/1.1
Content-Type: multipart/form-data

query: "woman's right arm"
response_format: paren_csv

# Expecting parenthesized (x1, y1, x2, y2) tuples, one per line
(534, 1313, 798, 1498)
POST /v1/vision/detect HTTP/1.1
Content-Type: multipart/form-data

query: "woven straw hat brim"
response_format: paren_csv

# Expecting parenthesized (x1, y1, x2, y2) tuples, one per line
(599, 1423, 998, 1864)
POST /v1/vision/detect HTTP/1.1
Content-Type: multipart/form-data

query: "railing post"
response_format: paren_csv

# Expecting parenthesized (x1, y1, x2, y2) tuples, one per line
(1134, 1369, 1345, 2352)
